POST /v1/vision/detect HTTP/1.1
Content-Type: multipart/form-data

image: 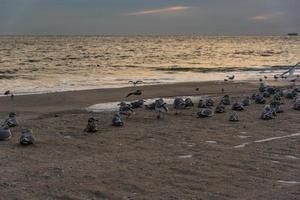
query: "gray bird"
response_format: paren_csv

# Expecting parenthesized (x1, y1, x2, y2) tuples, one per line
(2, 112, 18, 128)
(232, 102, 245, 111)
(293, 98, 300, 110)
(215, 103, 226, 113)
(229, 111, 239, 122)
(130, 99, 145, 109)
(85, 117, 98, 133)
(20, 129, 35, 145)
(173, 97, 186, 114)
(197, 108, 214, 118)
(155, 99, 168, 119)
(119, 102, 133, 116)
(0, 124, 12, 141)
(261, 105, 276, 120)
(112, 113, 124, 127)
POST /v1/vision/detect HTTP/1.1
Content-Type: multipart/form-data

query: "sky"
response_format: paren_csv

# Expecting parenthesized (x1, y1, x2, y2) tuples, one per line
(0, 0, 299, 35)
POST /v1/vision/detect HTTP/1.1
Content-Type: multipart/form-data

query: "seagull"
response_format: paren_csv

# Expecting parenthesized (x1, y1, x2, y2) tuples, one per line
(4, 90, 10, 95)
(126, 90, 142, 98)
(118, 102, 133, 116)
(173, 97, 186, 115)
(155, 99, 168, 119)
(128, 80, 143, 87)
(227, 75, 235, 80)
(281, 61, 300, 77)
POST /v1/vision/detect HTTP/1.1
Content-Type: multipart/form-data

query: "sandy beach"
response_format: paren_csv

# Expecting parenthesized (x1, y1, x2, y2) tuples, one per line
(0, 81, 299, 199)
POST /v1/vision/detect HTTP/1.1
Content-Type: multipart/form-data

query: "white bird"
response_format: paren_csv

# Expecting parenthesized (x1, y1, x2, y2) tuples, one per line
(281, 62, 300, 77)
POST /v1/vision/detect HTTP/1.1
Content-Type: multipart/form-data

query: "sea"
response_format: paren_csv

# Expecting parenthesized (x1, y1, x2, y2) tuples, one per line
(0, 36, 299, 94)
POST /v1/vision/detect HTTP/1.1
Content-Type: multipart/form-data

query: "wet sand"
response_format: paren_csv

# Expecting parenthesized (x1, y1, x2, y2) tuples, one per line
(0, 81, 299, 200)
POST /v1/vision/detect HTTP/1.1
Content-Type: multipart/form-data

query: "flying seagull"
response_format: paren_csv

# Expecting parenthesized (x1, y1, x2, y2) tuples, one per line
(126, 90, 142, 98)
(280, 62, 300, 77)
(227, 75, 235, 80)
(128, 80, 143, 87)
(4, 90, 10, 95)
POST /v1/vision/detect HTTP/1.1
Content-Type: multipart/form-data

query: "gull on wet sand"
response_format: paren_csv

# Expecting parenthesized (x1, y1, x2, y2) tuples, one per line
(261, 105, 276, 120)
(130, 99, 145, 109)
(155, 99, 168, 119)
(197, 108, 214, 118)
(119, 102, 134, 116)
(0, 125, 12, 141)
(84, 117, 98, 133)
(215, 103, 226, 113)
(112, 113, 124, 127)
(20, 129, 35, 145)
(229, 111, 239, 122)
(126, 90, 142, 98)
(3, 112, 18, 128)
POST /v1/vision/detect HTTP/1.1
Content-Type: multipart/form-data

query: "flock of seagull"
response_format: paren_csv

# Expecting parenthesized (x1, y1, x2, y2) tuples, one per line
(1, 62, 300, 140)
(0, 112, 34, 144)
(83, 76, 300, 133)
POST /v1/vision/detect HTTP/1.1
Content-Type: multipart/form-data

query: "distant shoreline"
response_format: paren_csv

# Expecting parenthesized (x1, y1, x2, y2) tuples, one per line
(0, 35, 299, 37)
(0, 80, 288, 114)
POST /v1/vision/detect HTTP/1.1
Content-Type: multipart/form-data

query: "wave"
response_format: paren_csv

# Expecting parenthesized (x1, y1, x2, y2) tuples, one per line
(153, 65, 294, 73)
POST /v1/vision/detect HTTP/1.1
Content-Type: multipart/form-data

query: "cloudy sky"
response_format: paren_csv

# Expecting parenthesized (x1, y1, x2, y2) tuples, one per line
(0, 0, 299, 35)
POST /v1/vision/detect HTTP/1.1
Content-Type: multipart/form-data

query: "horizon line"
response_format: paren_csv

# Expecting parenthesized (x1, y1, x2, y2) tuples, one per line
(0, 33, 297, 37)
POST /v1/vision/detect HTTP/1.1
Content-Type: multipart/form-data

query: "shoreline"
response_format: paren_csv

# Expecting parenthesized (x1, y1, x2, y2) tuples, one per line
(0, 80, 263, 114)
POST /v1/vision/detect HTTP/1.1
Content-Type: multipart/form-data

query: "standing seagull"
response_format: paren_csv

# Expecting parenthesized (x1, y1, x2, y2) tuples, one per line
(173, 97, 186, 115)
(128, 80, 143, 87)
(155, 99, 168, 119)
(126, 90, 142, 98)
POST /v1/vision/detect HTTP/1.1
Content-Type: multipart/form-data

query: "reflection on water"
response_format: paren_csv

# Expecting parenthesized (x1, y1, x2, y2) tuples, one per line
(0, 36, 299, 94)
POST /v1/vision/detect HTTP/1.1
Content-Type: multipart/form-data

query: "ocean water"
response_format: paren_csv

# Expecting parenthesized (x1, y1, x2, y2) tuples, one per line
(0, 36, 299, 94)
